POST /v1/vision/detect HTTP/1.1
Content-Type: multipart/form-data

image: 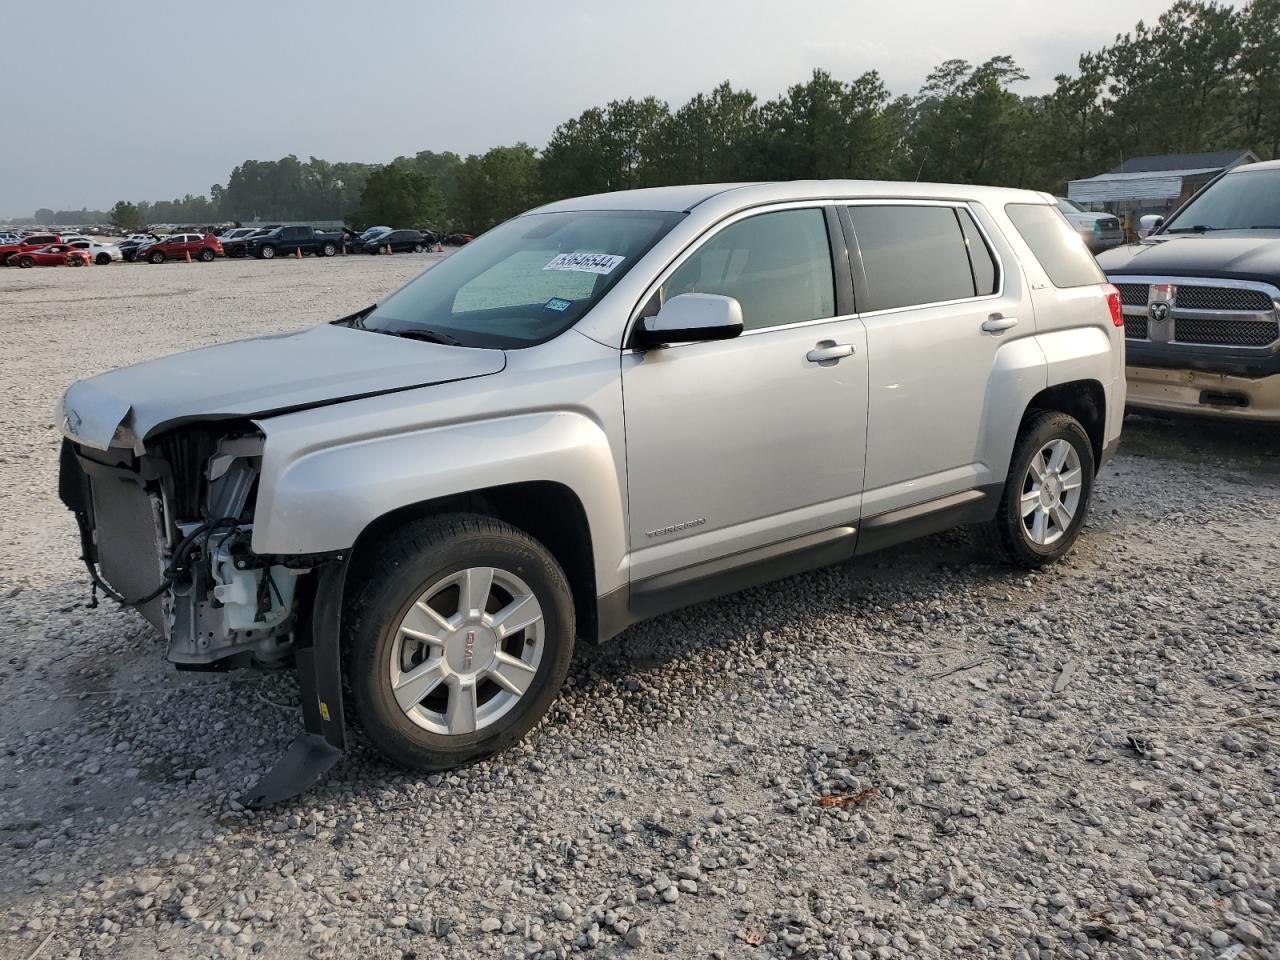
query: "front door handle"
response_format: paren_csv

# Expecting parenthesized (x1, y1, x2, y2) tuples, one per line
(981, 314, 1018, 334)
(806, 341, 856, 365)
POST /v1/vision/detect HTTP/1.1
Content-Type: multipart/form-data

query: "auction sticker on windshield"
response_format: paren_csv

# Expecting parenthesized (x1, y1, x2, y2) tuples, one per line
(544, 252, 625, 274)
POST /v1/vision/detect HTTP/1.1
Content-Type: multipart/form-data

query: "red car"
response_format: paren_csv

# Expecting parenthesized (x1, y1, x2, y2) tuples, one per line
(142, 233, 223, 263)
(0, 233, 61, 266)
(12, 244, 91, 268)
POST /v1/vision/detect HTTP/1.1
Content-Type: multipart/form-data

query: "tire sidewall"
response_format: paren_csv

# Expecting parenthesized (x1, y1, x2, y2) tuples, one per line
(346, 521, 575, 770)
(1004, 415, 1095, 565)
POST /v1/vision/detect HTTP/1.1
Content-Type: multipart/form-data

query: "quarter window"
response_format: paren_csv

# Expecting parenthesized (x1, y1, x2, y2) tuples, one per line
(847, 205, 994, 312)
(1004, 203, 1104, 288)
(662, 208, 835, 331)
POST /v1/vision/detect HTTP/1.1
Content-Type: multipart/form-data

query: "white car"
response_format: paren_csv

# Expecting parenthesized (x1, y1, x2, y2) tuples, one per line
(68, 238, 124, 265)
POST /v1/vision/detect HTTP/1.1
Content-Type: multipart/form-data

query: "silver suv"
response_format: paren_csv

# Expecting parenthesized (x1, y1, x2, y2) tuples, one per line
(58, 182, 1126, 805)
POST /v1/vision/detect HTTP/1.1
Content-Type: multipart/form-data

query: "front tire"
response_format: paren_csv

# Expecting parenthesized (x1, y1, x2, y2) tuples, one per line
(344, 514, 575, 771)
(199, 248, 215, 262)
(977, 411, 1095, 568)
(148, 250, 165, 264)
(18, 256, 34, 268)
(95, 253, 111, 265)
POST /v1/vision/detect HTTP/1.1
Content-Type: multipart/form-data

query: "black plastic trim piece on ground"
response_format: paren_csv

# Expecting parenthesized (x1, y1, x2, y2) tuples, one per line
(241, 555, 350, 809)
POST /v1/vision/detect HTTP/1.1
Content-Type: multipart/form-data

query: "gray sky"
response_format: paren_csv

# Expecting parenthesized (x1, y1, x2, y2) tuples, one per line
(1, 0, 1181, 216)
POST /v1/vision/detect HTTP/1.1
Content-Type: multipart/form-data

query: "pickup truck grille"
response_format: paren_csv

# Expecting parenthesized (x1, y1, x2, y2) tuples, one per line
(1116, 283, 1150, 307)
(1107, 276, 1280, 349)
(1172, 317, 1280, 347)
(1174, 286, 1274, 312)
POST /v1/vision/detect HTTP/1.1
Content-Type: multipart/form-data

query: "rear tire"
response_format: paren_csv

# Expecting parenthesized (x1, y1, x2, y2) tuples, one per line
(95, 253, 111, 265)
(976, 411, 1095, 569)
(344, 513, 575, 771)
(412, 243, 424, 253)
(18, 256, 33, 268)
(149, 250, 165, 264)
(199, 248, 215, 262)
(259, 245, 276, 260)
(321, 242, 337, 257)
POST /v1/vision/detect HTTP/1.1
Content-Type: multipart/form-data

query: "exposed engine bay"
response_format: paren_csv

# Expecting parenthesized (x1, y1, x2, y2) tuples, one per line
(60, 424, 315, 669)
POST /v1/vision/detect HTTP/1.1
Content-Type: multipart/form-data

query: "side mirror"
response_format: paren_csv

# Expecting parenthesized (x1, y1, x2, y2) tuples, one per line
(1138, 214, 1164, 237)
(633, 293, 744, 349)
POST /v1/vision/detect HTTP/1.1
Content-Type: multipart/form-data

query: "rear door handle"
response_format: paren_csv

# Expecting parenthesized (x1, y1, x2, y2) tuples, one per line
(981, 315, 1018, 334)
(806, 341, 856, 365)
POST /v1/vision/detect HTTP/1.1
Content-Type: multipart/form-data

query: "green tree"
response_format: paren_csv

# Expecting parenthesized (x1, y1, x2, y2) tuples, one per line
(453, 144, 541, 232)
(348, 164, 443, 230)
(109, 201, 143, 231)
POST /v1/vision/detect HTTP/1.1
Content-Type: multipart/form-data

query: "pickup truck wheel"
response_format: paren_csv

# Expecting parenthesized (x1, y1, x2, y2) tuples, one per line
(344, 513, 575, 771)
(321, 242, 337, 257)
(259, 245, 276, 259)
(976, 411, 1094, 569)
(148, 250, 165, 264)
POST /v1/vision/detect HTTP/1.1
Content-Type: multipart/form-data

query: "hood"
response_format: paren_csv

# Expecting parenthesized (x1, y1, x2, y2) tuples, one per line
(59, 323, 506, 450)
(1097, 233, 1280, 284)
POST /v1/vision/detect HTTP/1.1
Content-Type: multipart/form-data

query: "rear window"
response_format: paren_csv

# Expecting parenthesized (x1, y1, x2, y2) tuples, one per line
(1004, 203, 1104, 288)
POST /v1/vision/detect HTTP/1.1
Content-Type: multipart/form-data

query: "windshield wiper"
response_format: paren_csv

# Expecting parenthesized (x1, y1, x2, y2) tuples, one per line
(391, 327, 462, 346)
(1243, 225, 1280, 230)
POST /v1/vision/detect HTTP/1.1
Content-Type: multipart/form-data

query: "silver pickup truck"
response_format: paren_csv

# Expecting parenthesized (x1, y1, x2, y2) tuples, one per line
(57, 181, 1125, 805)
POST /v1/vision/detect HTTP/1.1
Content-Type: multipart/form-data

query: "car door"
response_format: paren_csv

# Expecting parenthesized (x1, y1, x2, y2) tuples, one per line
(843, 201, 1030, 517)
(621, 204, 868, 586)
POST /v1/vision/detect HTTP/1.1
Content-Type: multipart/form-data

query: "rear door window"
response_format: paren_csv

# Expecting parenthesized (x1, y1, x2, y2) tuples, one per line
(1004, 203, 1104, 288)
(846, 205, 986, 312)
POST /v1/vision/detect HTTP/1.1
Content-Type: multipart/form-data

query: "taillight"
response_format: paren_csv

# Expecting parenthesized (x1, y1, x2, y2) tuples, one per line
(1103, 283, 1124, 327)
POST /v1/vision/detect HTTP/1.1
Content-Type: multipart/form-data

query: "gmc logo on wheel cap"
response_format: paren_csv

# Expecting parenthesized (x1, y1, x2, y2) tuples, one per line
(463, 631, 475, 670)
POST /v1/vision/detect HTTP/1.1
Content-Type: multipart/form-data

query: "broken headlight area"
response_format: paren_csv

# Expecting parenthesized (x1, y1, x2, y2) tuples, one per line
(60, 423, 313, 670)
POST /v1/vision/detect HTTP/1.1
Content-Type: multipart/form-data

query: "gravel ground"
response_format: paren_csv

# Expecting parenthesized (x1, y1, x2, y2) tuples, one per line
(0, 255, 1277, 960)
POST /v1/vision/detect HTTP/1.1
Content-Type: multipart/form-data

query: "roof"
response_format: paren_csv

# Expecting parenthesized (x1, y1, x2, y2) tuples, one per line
(1108, 150, 1257, 175)
(533, 179, 1051, 215)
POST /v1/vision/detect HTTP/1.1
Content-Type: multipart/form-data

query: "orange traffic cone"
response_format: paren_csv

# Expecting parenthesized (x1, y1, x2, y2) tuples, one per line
(296, 247, 303, 259)
(385, 243, 393, 255)
(185, 250, 192, 264)
(435, 242, 443, 252)
(341, 242, 347, 255)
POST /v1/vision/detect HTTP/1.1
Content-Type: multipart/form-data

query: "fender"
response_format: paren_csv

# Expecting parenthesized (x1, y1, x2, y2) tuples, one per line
(251, 409, 629, 595)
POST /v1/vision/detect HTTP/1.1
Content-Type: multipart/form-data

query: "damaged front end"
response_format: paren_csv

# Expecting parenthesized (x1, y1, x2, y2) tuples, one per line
(59, 423, 348, 807)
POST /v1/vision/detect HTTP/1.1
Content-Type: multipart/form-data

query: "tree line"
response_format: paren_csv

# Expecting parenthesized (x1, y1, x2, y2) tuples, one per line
(100, 0, 1276, 234)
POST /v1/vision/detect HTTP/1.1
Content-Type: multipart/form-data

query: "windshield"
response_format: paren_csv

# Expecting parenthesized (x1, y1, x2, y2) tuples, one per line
(1164, 168, 1280, 233)
(356, 209, 684, 348)
(1057, 198, 1083, 214)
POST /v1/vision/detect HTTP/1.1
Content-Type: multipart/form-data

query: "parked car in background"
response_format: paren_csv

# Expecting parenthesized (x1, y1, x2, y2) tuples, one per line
(118, 235, 160, 262)
(358, 228, 427, 254)
(68, 238, 124, 265)
(222, 227, 279, 259)
(444, 232, 474, 246)
(141, 233, 223, 263)
(1099, 159, 1280, 421)
(217, 227, 259, 246)
(57, 180, 1124, 805)
(0, 233, 61, 265)
(247, 225, 347, 259)
(13, 243, 90, 267)
(1056, 198, 1124, 253)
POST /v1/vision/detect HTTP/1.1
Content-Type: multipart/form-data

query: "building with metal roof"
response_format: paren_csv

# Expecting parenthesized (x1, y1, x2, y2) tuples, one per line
(1066, 150, 1259, 230)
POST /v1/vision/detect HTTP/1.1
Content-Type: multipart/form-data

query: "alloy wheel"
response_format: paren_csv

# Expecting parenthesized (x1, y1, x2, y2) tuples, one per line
(389, 566, 544, 736)
(1020, 438, 1082, 546)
